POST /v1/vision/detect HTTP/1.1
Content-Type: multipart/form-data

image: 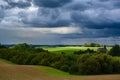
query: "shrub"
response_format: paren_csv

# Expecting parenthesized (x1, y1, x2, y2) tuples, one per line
(60, 65, 69, 72)
(40, 58, 50, 66)
(112, 59, 120, 73)
(80, 57, 101, 75)
(30, 54, 42, 65)
(24, 54, 36, 64)
(109, 44, 120, 56)
(77, 54, 120, 75)
(69, 64, 80, 75)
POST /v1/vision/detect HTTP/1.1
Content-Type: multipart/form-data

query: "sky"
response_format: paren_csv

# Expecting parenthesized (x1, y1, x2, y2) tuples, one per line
(0, 0, 120, 45)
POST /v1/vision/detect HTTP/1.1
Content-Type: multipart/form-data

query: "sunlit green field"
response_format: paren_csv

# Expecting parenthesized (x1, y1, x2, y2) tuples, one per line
(43, 46, 112, 54)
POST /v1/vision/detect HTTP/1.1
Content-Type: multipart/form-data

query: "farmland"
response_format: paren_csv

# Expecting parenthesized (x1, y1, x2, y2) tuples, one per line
(0, 58, 120, 80)
(0, 43, 120, 78)
(43, 46, 112, 54)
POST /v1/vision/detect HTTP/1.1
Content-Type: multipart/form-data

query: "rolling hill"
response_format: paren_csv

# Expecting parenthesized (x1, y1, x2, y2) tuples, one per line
(0, 59, 120, 80)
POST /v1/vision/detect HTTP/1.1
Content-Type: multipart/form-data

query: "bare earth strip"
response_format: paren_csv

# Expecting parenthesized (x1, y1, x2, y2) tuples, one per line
(0, 61, 120, 80)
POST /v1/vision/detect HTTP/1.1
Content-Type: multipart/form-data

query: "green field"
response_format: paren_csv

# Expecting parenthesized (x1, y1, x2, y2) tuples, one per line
(0, 58, 15, 65)
(0, 58, 70, 76)
(36, 66, 70, 76)
(43, 46, 112, 54)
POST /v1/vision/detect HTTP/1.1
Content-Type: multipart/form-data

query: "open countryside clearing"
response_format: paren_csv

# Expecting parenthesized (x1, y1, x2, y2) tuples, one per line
(43, 46, 112, 54)
(0, 59, 120, 80)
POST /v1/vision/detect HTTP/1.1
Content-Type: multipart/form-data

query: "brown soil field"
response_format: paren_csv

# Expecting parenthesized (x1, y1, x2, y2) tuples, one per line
(0, 61, 120, 80)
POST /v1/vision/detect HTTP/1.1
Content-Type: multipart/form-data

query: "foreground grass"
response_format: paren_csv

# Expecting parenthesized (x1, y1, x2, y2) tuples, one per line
(0, 58, 15, 65)
(0, 58, 120, 80)
(0, 58, 70, 76)
(36, 66, 71, 76)
(43, 46, 112, 54)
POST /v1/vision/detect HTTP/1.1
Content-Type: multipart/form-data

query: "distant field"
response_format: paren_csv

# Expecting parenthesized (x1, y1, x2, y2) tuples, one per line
(0, 58, 120, 80)
(43, 46, 112, 54)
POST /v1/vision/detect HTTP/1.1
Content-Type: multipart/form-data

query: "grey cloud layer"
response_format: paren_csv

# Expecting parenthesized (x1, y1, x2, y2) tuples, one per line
(33, 0, 72, 8)
(1, 0, 120, 28)
(0, 0, 120, 44)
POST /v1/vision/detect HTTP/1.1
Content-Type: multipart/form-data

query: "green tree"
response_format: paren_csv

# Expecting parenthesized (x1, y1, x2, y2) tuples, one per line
(0, 43, 6, 48)
(109, 44, 120, 56)
(69, 64, 80, 75)
(84, 43, 101, 47)
(13, 43, 33, 51)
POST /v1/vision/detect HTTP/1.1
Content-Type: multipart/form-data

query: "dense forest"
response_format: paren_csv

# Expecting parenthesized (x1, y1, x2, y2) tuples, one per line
(0, 43, 120, 75)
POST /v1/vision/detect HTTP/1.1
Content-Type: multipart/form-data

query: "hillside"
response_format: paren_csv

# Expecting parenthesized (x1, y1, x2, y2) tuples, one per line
(0, 59, 120, 80)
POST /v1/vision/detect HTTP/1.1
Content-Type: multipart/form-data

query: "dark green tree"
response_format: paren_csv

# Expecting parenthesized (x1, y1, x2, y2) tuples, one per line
(109, 44, 120, 56)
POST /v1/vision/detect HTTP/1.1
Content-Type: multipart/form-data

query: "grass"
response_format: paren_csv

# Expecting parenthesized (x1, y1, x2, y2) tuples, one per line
(0, 58, 15, 65)
(0, 58, 70, 76)
(0, 58, 120, 80)
(43, 46, 112, 54)
(36, 66, 71, 76)
(114, 57, 120, 61)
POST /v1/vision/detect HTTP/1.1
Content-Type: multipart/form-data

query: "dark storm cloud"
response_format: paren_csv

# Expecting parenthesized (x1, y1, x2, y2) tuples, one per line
(0, 0, 120, 44)
(0, 8, 4, 21)
(30, 0, 120, 29)
(113, 1, 120, 8)
(62, 28, 120, 39)
(72, 11, 120, 29)
(4, 0, 31, 8)
(21, 8, 66, 27)
(71, 8, 120, 29)
(33, 0, 72, 8)
(2, 0, 120, 29)
(22, 19, 71, 27)
(66, 3, 91, 11)
(98, 0, 109, 2)
(65, 0, 93, 11)
(49, 19, 71, 27)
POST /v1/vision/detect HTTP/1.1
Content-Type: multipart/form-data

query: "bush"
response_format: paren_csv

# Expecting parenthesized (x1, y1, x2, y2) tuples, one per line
(112, 59, 120, 73)
(60, 65, 69, 72)
(77, 54, 120, 75)
(74, 49, 96, 55)
(84, 43, 101, 47)
(109, 45, 120, 56)
(40, 58, 50, 66)
(77, 54, 92, 63)
(24, 54, 36, 64)
(30, 54, 43, 65)
(80, 57, 101, 75)
(69, 64, 80, 75)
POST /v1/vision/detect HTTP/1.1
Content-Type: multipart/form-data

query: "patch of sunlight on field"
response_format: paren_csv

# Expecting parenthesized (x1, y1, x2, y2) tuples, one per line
(43, 46, 112, 54)
(36, 66, 71, 76)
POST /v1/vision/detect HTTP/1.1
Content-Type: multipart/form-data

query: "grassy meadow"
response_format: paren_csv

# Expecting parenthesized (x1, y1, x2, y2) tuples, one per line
(0, 58, 15, 65)
(36, 66, 70, 76)
(0, 58, 70, 76)
(43, 46, 112, 54)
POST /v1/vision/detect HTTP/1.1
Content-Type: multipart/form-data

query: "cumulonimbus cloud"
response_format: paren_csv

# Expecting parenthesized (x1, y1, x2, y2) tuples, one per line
(0, 0, 120, 44)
